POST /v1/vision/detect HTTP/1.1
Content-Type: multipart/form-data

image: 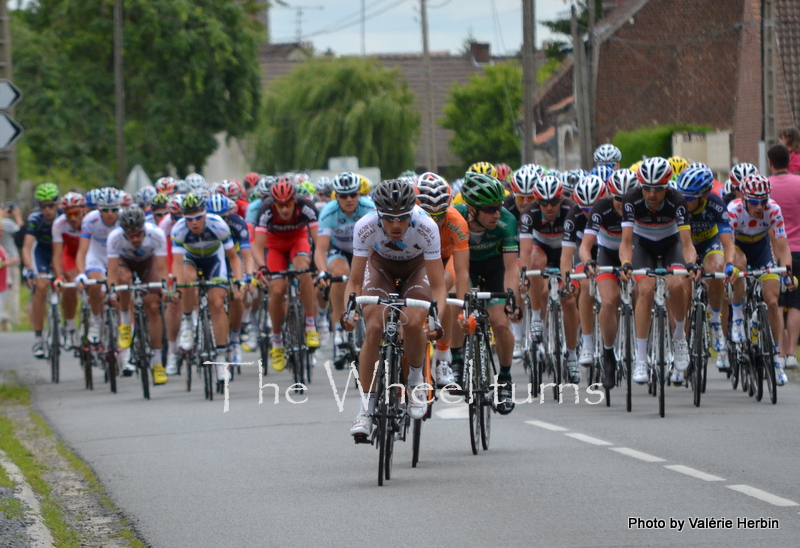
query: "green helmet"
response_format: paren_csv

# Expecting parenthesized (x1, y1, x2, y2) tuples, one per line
(297, 181, 316, 198)
(461, 172, 505, 207)
(35, 182, 60, 203)
(398, 170, 417, 179)
(181, 192, 206, 214)
(151, 193, 169, 208)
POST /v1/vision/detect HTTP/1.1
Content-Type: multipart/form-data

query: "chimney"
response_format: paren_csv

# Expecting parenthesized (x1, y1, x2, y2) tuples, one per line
(470, 42, 491, 64)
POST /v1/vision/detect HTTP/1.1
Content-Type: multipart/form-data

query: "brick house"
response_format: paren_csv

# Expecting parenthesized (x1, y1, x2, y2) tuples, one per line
(532, 0, 799, 168)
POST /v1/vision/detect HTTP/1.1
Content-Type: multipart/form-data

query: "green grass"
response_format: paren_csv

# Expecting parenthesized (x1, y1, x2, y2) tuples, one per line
(612, 123, 714, 168)
(0, 497, 24, 520)
(11, 284, 31, 332)
(0, 462, 14, 489)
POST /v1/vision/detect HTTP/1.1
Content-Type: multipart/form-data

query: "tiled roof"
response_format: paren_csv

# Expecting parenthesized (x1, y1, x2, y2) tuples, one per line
(776, 0, 800, 125)
(533, 126, 555, 146)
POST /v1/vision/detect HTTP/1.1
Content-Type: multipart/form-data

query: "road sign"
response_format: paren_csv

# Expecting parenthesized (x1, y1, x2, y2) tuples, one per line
(0, 80, 22, 111)
(0, 112, 23, 149)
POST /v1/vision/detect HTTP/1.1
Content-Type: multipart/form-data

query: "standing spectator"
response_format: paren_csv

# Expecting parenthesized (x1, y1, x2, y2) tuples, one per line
(768, 143, 800, 368)
(0, 222, 21, 330)
(778, 127, 800, 175)
(0, 203, 22, 330)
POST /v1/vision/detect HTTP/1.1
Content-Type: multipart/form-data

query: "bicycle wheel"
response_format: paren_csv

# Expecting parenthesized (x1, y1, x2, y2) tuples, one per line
(411, 418, 422, 468)
(656, 310, 666, 418)
(138, 333, 150, 400)
(464, 334, 479, 455)
(49, 306, 60, 384)
(728, 339, 740, 390)
(757, 305, 777, 405)
(376, 345, 395, 485)
(478, 332, 492, 451)
(201, 311, 214, 401)
(550, 310, 563, 401)
(523, 349, 535, 398)
(107, 311, 119, 394)
(620, 306, 634, 412)
(690, 306, 704, 407)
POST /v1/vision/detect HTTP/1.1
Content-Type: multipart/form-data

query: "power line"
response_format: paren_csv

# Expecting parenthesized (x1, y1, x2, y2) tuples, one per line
(274, 0, 410, 42)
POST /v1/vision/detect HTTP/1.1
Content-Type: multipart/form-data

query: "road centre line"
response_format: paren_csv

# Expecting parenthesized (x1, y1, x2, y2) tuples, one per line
(609, 447, 665, 462)
(564, 432, 613, 446)
(726, 485, 799, 507)
(664, 464, 724, 481)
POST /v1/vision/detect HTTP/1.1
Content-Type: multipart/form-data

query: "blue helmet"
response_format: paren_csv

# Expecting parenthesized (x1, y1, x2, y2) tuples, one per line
(96, 187, 122, 208)
(135, 186, 158, 208)
(590, 163, 615, 183)
(206, 193, 233, 216)
(676, 166, 715, 196)
(85, 188, 100, 208)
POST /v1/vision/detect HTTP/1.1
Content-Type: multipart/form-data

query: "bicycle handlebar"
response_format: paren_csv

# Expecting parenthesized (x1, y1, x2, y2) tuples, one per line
(112, 281, 165, 293)
(355, 295, 432, 310)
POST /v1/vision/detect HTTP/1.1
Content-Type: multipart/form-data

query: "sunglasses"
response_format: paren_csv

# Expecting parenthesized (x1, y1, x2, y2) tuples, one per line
(581, 207, 592, 213)
(429, 211, 447, 220)
(516, 194, 535, 202)
(40, 203, 57, 209)
(682, 195, 699, 202)
(124, 230, 143, 238)
(153, 211, 167, 218)
(275, 201, 293, 208)
(337, 192, 359, 199)
(379, 212, 412, 223)
(641, 185, 666, 193)
(100, 208, 118, 213)
(538, 198, 561, 207)
(613, 196, 623, 202)
(747, 198, 768, 206)
(66, 209, 84, 217)
(479, 205, 502, 214)
(185, 213, 205, 222)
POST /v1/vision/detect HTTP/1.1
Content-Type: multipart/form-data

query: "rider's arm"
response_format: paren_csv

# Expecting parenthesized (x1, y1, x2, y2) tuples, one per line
(241, 247, 255, 278)
(76, 237, 89, 274)
(52, 242, 64, 279)
(720, 233, 735, 266)
(579, 232, 597, 266)
(679, 228, 698, 264)
(154, 255, 168, 284)
(425, 257, 448, 316)
(21, 234, 35, 271)
(619, 226, 633, 265)
(559, 245, 573, 280)
(313, 234, 331, 273)
(503, 251, 521, 303)
(252, 231, 266, 270)
(107, 257, 120, 287)
(225, 246, 243, 281)
(519, 237, 532, 269)
(344, 255, 367, 304)
(773, 235, 792, 272)
(452, 248, 470, 300)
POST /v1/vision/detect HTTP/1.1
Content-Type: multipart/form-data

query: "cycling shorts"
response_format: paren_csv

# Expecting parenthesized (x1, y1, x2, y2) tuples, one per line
(183, 251, 228, 280)
(469, 257, 506, 307)
(32, 244, 53, 274)
(735, 238, 777, 281)
(85, 248, 108, 275)
(597, 246, 621, 283)
(532, 244, 561, 269)
(265, 230, 311, 273)
(362, 253, 431, 302)
(326, 247, 353, 267)
(61, 248, 78, 274)
(117, 257, 162, 292)
(695, 235, 723, 262)
(631, 234, 684, 281)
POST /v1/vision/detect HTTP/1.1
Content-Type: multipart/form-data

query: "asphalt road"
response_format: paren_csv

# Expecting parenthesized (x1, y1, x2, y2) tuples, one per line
(3, 331, 800, 547)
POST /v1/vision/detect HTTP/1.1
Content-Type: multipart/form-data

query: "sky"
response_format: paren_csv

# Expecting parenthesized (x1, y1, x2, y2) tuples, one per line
(269, 0, 570, 56)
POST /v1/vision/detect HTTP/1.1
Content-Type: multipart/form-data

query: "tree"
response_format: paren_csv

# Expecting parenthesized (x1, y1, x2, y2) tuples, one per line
(439, 61, 523, 170)
(253, 57, 419, 177)
(541, 0, 605, 62)
(11, 0, 263, 185)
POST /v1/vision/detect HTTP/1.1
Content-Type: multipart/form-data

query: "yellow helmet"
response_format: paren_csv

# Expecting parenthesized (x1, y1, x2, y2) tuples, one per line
(667, 156, 689, 176)
(358, 175, 373, 196)
(629, 160, 643, 173)
(467, 162, 498, 179)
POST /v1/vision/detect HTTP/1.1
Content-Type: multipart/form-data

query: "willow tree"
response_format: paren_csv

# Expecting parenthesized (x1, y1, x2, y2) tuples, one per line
(253, 57, 420, 176)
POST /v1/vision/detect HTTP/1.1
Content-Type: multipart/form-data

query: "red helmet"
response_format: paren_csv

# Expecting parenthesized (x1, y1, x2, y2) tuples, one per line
(60, 192, 86, 210)
(740, 174, 771, 200)
(495, 163, 512, 182)
(270, 180, 296, 203)
(243, 172, 260, 189)
(218, 180, 242, 201)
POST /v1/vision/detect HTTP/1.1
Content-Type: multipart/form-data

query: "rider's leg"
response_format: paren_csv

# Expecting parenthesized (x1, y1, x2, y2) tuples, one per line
(528, 248, 547, 327)
(208, 286, 229, 349)
(31, 277, 50, 332)
(598, 278, 620, 348)
(268, 277, 287, 345)
(634, 277, 655, 360)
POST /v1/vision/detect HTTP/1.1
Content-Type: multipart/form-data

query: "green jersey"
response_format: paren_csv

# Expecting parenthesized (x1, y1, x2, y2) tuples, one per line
(454, 204, 518, 262)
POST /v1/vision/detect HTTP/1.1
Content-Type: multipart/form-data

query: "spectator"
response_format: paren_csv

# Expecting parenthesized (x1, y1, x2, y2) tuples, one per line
(768, 143, 800, 368)
(0, 203, 22, 330)
(0, 222, 21, 330)
(778, 127, 800, 175)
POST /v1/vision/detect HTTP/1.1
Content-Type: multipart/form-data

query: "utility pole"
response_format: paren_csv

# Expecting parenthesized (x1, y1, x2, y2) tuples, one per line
(0, 1, 18, 203)
(571, 5, 592, 170)
(289, 5, 323, 42)
(114, 0, 126, 189)
(587, 0, 596, 150)
(522, 0, 537, 165)
(762, 0, 777, 149)
(421, 0, 437, 172)
(361, 0, 366, 55)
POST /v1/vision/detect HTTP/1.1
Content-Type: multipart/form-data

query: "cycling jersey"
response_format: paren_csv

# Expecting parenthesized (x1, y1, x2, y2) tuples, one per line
(27, 210, 58, 273)
(52, 214, 81, 256)
(145, 210, 155, 225)
(585, 197, 623, 251)
(171, 213, 234, 258)
(226, 213, 251, 252)
(439, 206, 469, 260)
(255, 197, 319, 235)
(317, 197, 375, 254)
(352, 206, 440, 262)
(454, 204, 518, 261)
(622, 187, 690, 244)
(562, 203, 589, 249)
(518, 200, 573, 250)
(687, 193, 731, 244)
(501, 194, 524, 221)
(246, 199, 262, 226)
(80, 210, 120, 273)
(727, 198, 787, 244)
(107, 224, 168, 262)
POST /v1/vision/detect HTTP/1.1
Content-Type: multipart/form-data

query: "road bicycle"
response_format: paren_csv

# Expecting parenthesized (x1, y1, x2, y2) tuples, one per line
(321, 275, 366, 381)
(75, 279, 105, 391)
(270, 268, 314, 392)
(346, 292, 438, 486)
(518, 268, 545, 399)
(251, 282, 271, 376)
(616, 276, 635, 412)
(685, 272, 726, 407)
(111, 279, 165, 400)
(37, 274, 62, 383)
(448, 288, 514, 455)
(526, 268, 567, 401)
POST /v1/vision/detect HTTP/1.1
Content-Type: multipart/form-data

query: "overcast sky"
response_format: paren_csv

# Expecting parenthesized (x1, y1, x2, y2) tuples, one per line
(269, 0, 570, 55)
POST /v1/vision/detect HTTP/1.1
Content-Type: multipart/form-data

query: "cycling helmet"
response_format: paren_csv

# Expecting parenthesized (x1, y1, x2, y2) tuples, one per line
(461, 172, 506, 207)
(151, 193, 169, 209)
(676, 166, 715, 196)
(155, 177, 177, 195)
(510, 165, 541, 195)
(243, 172, 260, 189)
(181, 192, 206, 214)
(120, 192, 133, 208)
(297, 181, 315, 199)
(332, 172, 360, 194)
(723, 178, 734, 197)
(572, 175, 607, 208)
(270, 179, 296, 202)
(135, 186, 158, 208)
(629, 160, 643, 173)
(119, 205, 146, 233)
(636, 157, 673, 186)
(740, 174, 771, 200)
(167, 194, 184, 216)
(35, 182, 59, 203)
(60, 192, 85, 210)
(358, 175, 373, 196)
(532, 175, 564, 201)
(607, 169, 638, 197)
(563, 169, 585, 194)
(96, 187, 122, 208)
(415, 172, 452, 214)
(315, 176, 332, 193)
(729, 162, 758, 187)
(688, 161, 708, 170)
(467, 161, 498, 179)
(175, 179, 188, 194)
(206, 193, 233, 216)
(667, 156, 689, 176)
(548, 168, 563, 181)
(218, 179, 242, 201)
(294, 172, 310, 185)
(495, 163, 512, 182)
(185, 173, 206, 191)
(593, 143, 622, 164)
(591, 163, 615, 183)
(84, 188, 99, 208)
(398, 170, 417, 179)
(256, 176, 274, 200)
(372, 179, 418, 213)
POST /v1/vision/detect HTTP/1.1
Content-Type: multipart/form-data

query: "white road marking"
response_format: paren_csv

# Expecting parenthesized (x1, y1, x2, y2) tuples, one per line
(726, 485, 799, 507)
(664, 464, 724, 482)
(565, 433, 613, 446)
(435, 405, 469, 420)
(524, 420, 568, 431)
(610, 447, 665, 462)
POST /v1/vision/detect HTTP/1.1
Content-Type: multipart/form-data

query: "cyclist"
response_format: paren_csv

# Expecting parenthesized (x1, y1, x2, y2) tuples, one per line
(675, 165, 736, 376)
(668, 156, 689, 178)
(453, 172, 521, 412)
(314, 172, 375, 348)
(246, 176, 273, 227)
(519, 175, 582, 383)
(343, 179, 446, 438)
(562, 169, 585, 199)
(727, 174, 796, 385)
(160, 194, 184, 375)
(135, 186, 158, 224)
(593, 143, 622, 170)
(415, 172, 470, 387)
(173, 193, 244, 384)
(150, 193, 170, 226)
(314, 176, 333, 208)
(252, 178, 320, 372)
(562, 175, 607, 374)
(51, 192, 86, 350)
(452, 162, 499, 205)
(581, 169, 639, 390)
(22, 183, 60, 358)
(107, 206, 169, 383)
(618, 157, 699, 385)
(725, 163, 758, 205)
(75, 188, 122, 345)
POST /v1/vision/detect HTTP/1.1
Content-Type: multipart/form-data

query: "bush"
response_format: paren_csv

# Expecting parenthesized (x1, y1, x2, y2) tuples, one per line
(612, 124, 713, 168)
